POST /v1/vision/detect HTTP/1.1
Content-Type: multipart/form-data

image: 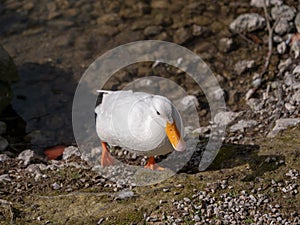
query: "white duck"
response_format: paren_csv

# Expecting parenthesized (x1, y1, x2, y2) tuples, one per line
(95, 90, 186, 170)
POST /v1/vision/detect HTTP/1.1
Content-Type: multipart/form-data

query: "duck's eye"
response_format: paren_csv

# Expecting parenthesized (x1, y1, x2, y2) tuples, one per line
(156, 111, 160, 115)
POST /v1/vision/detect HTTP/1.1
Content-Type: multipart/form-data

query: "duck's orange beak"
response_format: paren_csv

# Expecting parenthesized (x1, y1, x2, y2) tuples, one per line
(165, 122, 186, 151)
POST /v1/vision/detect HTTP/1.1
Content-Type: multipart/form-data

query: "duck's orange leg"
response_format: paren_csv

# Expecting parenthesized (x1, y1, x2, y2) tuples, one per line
(144, 156, 164, 171)
(101, 142, 114, 167)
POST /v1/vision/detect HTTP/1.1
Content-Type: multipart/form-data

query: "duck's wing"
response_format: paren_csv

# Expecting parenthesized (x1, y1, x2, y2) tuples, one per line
(95, 91, 167, 152)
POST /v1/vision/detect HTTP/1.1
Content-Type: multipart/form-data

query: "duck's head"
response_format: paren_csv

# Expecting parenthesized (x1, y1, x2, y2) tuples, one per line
(151, 95, 186, 152)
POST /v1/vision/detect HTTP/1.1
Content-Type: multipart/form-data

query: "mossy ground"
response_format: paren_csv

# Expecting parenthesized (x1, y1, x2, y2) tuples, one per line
(1, 126, 299, 224)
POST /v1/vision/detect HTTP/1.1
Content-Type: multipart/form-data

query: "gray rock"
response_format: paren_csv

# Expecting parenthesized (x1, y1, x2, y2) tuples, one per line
(143, 25, 162, 36)
(229, 13, 266, 33)
(274, 18, 291, 35)
(234, 60, 256, 75)
(267, 118, 300, 138)
(230, 120, 258, 132)
(173, 27, 192, 45)
(291, 90, 300, 105)
(0, 154, 10, 162)
(0, 121, 6, 135)
(213, 111, 242, 126)
(250, 0, 283, 8)
(63, 146, 81, 160)
(52, 182, 61, 190)
(292, 65, 300, 75)
(17, 149, 39, 166)
(271, 4, 296, 21)
(115, 190, 135, 200)
(218, 37, 234, 53)
(277, 41, 287, 54)
(0, 136, 8, 152)
(247, 98, 264, 112)
(295, 12, 300, 33)
(96, 13, 122, 26)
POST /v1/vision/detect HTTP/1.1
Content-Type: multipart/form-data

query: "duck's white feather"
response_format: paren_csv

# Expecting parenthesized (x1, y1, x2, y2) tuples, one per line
(95, 90, 183, 156)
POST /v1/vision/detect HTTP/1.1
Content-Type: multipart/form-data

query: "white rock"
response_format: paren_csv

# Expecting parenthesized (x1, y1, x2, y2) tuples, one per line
(271, 4, 296, 21)
(234, 60, 256, 75)
(229, 13, 266, 33)
(17, 149, 38, 166)
(250, 0, 282, 8)
(274, 18, 291, 35)
(230, 120, 258, 132)
(63, 146, 81, 160)
(267, 118, 300, 138)
(277, 41, 287, 54)
(213, 111, 242, 126)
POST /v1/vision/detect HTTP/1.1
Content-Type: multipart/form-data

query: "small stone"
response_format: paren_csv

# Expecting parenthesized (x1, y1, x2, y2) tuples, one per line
(214, 111, 242, 126)
(277, 41, 286, 54)
(218, 37, 234, 53)
(163, 188, 170, 192)
(143, 25, 162, 36)
(0, 136, 8, 152)
(194, 215, 200, 222)
(229, 13, 265, 33)
(252, 78, 262, 88)
(274, 18, 290, 35)
(52, 182, 61, 190)
(183, 197, 191, 203)
(17, 149, 39, 166)
(173, 27, 192, 45)
(230, 120, 258, 132)
(63, 146, 81, 160)
(0, 153, 10, 162)
(234, 60, 256, 75)
(267, 118, 300, 138)
(271, 4, 296, 21)
(115, 190, 134, 199)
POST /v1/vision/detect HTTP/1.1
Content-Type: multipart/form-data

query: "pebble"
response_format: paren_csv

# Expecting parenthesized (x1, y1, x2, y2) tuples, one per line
(218, 37, 233, 53)
(213, 111, 242, 126)
(52, 182, 61, 190)
(277, 41, 287, 54)
(17, 149, 40, 166)
(274, 18, 291, 35)
(267, 118, 300, 138)
(234, 60, 256, 75)
(173, 27, 192, 45)
(230, 120, 258, 132)
(229, 13, 265, 33)
(143, 25, 162, 36)
(271, 4, 296, 21)
(0, 153, 10, 162)
(63, 146, 81, 160)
